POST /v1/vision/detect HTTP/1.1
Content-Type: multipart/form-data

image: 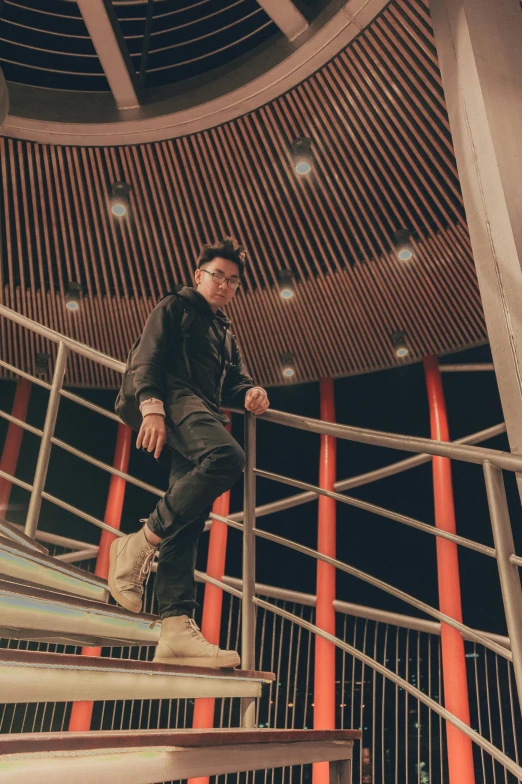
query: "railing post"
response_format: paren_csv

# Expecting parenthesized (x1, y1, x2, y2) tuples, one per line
(0, 377, 32, 516)
(483, 460, 522, 711)
(241, 411, 257, 728)
(423, 355, 475, 784)
(25, 341, 68, 539)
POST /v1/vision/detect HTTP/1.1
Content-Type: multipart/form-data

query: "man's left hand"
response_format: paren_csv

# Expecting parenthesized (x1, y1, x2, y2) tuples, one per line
(245, 387, 269, 416)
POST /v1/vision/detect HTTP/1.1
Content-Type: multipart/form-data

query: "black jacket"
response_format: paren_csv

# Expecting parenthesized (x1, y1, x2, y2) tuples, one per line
(117, 287, 255, 427)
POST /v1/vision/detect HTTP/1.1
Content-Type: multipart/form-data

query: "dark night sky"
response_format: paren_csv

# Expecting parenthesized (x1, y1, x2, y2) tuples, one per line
(1, 341, 520, 638)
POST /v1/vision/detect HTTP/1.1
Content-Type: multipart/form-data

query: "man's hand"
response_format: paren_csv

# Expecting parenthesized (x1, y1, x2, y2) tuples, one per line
(244, 387, 269, 416)
(136, 414, 167, 459)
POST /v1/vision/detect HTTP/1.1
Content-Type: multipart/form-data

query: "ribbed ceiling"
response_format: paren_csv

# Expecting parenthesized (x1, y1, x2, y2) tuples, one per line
(0, 0, 487, 390)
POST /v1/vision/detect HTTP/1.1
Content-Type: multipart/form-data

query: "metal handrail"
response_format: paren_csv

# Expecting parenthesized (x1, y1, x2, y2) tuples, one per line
(0, 301, 518, 468)
(2, 300, 522, 773)
(0, 402, 497, 559)
(227, 421, 507, 522)
(208, 509, 511, 662)
(254, 467, 497, 559)
(0, 304, 124, 374)
(261, 408, 522, 472)
(255, 598, 522, 781)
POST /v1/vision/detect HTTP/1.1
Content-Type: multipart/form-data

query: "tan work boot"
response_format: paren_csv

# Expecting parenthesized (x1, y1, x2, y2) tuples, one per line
(153, 616, 240, 668)
(108, 528, 156, 613)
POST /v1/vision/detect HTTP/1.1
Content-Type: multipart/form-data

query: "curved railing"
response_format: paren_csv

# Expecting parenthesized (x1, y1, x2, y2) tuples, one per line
(1, 301, 522, 780)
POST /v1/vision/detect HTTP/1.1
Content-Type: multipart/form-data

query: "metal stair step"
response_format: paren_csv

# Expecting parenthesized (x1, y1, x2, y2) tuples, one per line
(0, 534, 108, 603)
(0, 648, 274, 703)
(0, 517, 49, 555)
(0, 576, 159, 647)
(0, 728, 361, 784)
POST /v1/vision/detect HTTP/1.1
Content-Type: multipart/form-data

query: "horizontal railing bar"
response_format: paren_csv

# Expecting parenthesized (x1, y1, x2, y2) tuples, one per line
(54, 549, 99, 563)
(440, 363, 495, 372)
(60, 389, 122, 423)
(0, 304, 125, 374)
(335, 423, 507, 491)
(254, 598, 522, 780)
(221, 575, 511, 648)
(0, 408, 43, 438)
(251, 524, 511, 661)
(0, 467, 126, 539)
(0, 407, 164, 504)
(40, 491, 126, 537)
(0, 305, 515, 472)
(1, 353, 124, 431)
(11, 523, 98, 552)
(0, 358, 122, 423)
(50, 436, 164, 498)
(254, 468, 496, 558)
(261, 409, 522, 473)
(210, 507, 511, 659)
(0, 358, 52, 390)
(0, 467, 32, 494)
(2, 394, 504, 558)
(224, 422, 507, 523)
(510, 554, 522, 568)
(194, 569, 243, 599)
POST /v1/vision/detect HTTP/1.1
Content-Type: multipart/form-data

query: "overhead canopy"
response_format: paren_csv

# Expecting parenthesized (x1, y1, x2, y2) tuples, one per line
(0, 0, 487, 389)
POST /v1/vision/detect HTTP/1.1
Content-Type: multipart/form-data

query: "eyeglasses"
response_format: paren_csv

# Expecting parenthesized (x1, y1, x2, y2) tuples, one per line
(200, 269, 241, 290)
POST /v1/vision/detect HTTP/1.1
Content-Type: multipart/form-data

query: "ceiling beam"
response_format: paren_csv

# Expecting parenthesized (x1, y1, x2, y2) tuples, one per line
(77, 0, 140, 110)
(257, 0, 309, 41)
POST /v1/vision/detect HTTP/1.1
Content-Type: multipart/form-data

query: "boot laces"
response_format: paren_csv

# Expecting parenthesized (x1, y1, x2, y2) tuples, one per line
(130, 545, 156, 587)
(185, 618, 216, 649)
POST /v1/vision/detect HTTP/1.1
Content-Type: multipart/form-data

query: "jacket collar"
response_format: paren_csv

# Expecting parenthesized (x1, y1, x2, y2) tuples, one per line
(178, 287, 231, 328)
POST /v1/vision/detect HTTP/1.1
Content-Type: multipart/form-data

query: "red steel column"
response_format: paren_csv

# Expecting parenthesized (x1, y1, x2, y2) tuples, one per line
(189, 418, 232, 784)
(423, 356, 475, 784)
(0, 378, 32, 517)
(313, 378, 337, 784)
(68, 422, 132, 731)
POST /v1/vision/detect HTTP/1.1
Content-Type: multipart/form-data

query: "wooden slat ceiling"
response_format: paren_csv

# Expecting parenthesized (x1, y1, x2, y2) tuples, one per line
(0, 0, 487, 390)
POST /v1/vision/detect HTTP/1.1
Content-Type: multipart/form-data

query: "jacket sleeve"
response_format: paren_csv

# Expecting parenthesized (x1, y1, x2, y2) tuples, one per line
(132, 297, 180, 405)
(221, 335, 257, 407)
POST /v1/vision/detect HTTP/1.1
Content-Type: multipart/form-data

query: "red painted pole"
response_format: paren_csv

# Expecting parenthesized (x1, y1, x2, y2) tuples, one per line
(0, 378, 32, 517)
(313, 378, 337, 784)
(423, 356, 475, 784)
(68, 422, 132, 731)
(189, 419, 232, 784)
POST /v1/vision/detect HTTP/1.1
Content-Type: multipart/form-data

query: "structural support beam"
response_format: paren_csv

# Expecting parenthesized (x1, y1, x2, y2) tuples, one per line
(256, 0, 308, 41)
(431, 0, 522, 498)
(77, 0, 140, 109)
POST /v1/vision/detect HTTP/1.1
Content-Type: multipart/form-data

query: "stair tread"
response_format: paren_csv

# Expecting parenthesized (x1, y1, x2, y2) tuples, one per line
(0, 728, 361, 755)
(0, 575, 156, 621)
(0, 518, 49, 555)
(0, 536, 106, 590)
(0, 648, 275, 681)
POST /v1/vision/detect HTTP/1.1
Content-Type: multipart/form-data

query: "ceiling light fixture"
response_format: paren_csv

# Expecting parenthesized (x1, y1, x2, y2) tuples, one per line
(278, 270, 295, 299)
(65, 282, 82, 311)
(111, 182, 132, 217)
(290, 137, 313, 176)
(393, 229, 414, 261)
(390, 330, 409, 358)
(281, 351, 296, 378)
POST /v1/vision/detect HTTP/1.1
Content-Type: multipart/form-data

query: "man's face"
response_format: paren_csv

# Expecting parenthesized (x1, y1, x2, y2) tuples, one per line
(194, 257, 241, 311)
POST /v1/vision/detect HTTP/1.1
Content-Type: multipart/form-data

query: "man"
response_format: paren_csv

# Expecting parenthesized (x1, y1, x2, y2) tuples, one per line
(109, 238, 269, 668)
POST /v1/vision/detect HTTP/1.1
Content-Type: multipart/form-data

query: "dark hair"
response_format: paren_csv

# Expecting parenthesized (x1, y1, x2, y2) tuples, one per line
(197, 237, 246, 277)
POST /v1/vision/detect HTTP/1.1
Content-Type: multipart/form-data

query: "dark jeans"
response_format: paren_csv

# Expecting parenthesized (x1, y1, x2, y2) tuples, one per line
(147, 412, 245, 619)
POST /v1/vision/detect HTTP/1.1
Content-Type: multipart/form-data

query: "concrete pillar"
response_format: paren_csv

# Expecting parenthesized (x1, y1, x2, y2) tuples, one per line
(430, 0, 522, 496)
